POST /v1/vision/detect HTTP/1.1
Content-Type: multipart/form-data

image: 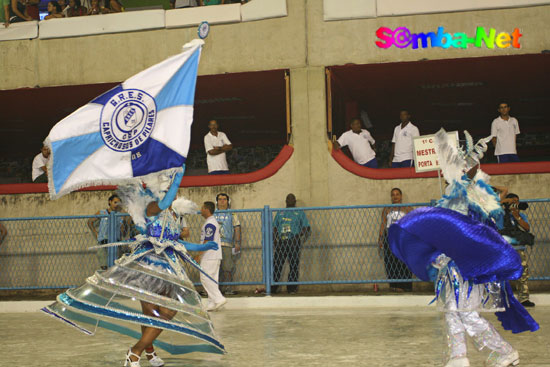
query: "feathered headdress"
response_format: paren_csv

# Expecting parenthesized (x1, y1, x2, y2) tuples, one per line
(434, 128, 492, 184)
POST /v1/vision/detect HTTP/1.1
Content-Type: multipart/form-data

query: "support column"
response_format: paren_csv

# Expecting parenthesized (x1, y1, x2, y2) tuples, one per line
(289, 66, 330, 207)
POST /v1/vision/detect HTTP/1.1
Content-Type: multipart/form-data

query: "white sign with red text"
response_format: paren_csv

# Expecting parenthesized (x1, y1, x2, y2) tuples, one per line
(413, 131, 459, 173)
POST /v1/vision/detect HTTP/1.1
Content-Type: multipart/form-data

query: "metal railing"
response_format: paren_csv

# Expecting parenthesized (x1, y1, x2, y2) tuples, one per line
(1, 200, 549, 294)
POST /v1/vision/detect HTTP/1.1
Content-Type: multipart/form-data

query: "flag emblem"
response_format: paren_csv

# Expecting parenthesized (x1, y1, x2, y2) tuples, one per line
(100, 88, 157, 152)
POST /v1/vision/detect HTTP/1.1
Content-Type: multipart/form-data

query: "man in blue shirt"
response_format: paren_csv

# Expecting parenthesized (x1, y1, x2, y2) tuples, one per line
(214, 193, 241, 295)
(272, 194, 311, 294)
(87, 194, 126, 269)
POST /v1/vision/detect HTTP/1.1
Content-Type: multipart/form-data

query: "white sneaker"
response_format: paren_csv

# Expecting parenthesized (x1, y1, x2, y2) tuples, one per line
(491, 350, 519, 367)
(445, 357, 470, 367)
(206, 302, 216, 312)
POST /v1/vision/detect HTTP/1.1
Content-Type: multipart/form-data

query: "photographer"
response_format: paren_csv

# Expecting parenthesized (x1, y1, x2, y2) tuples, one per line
(500, 193, 535, 307)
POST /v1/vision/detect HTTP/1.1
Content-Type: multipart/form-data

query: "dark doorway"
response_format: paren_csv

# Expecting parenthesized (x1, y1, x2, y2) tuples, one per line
(328, 54, 550, 167)
(0, 69, 288, 183)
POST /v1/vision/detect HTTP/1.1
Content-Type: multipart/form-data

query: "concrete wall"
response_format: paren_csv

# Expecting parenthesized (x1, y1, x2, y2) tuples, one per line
(1, 1, 549, 212)
(307, 1, 549, 66)
(1, 1, 550, 290)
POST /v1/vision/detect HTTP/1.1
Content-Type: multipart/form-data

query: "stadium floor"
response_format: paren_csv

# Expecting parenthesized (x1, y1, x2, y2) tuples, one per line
(3, 306, 549, 366)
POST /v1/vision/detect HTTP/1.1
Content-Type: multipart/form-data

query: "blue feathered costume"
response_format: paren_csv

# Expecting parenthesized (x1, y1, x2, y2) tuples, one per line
(388, 130, 538, 367)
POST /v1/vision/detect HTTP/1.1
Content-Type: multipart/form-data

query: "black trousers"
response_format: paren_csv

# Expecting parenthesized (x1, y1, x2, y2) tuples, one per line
(383, 239, 412, 291)
(272, 237, 301, 293)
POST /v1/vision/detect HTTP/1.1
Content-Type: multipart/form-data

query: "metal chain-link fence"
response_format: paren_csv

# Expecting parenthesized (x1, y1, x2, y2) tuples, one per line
(520, 199, 550, 280)
(0, 215, 106, 289)
(1, 200, 549, 292)
(269, 204, 428, 293)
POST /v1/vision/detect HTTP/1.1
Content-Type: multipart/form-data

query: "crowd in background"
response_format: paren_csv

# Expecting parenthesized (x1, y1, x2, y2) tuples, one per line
(0, 102, 532, 184)
(334, 102, 524, 169)
(1, 0, 248, 27)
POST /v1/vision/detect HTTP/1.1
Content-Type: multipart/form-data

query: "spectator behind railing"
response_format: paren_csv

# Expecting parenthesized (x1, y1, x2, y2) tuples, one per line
(27, 0, 39, 19)
(44, 1, 63, 19)
(67, 0, 86, 16)
(199, 0, 225, 5)
(170, 0, 198, 8)
(86, 193, 128, 270)
(31, 144, 50, 183)
(104, 0, 123, 13)
(378, 187, 413, 292)
(9, 0, 34, 23)
(491, 102, 520, 163)
(272, 193, 311, 294)
(204, 119, 233, 175)
(87, 0, 101, 14)
(214, 192, 242, 295)
(1, 0, 10, 27)
(58, 0, 68, 16)
(389, 110, 420, 168)
(333, 117, 378, 168)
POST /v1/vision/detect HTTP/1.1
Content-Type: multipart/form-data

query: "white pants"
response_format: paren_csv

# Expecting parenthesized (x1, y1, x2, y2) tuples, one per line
(445, 311, 513, 359)
(200, 259, 226, 305)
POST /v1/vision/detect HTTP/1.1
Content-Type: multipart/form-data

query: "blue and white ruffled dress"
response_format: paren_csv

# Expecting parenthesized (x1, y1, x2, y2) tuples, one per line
(42, 210, 225, 355)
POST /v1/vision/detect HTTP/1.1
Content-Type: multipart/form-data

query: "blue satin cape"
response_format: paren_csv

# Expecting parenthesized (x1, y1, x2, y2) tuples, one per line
(388, 206, 539, 333)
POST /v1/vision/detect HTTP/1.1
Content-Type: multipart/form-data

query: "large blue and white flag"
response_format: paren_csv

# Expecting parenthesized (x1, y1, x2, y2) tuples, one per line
(46, 39, 204, 199)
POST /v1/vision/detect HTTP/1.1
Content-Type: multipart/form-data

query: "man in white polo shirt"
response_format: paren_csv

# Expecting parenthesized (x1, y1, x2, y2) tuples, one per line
(200, 201, 227, 311)
(389, 110, 420, 168)
(31, 145, 50, 182)
(333, 118, 378, 168)
(204, 119, 233, 174)
(491, 102, 520, 163)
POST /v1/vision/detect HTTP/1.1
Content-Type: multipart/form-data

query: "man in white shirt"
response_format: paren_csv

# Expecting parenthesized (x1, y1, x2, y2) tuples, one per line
(491, 102, 520, 163)
(200, 201, 227, 311)
(333, 118, 378, 168)
(204, 120, 232, 174)
(389, 110, 420, 168)
(32, 145, 50, 182)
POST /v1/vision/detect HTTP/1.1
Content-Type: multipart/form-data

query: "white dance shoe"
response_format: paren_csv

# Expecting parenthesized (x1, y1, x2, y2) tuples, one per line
(489, 350, 519, 367)
(445, 357, 470, 367)
(145, 350, 165, 367)
(124, 349, 141, 367)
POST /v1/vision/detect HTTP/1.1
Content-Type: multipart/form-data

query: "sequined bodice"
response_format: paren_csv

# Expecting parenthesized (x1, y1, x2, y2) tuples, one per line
(146, 210, 182, 241)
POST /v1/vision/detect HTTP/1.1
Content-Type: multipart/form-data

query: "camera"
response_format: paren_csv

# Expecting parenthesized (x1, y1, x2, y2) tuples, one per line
(503, 202, 529, 211)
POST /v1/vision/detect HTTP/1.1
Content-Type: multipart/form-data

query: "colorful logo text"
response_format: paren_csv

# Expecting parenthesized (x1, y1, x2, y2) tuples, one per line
(375, 26, 522, 50)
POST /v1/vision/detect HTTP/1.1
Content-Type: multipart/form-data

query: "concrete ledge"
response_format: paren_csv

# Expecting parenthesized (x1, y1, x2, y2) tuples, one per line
(376, 0, 550, 17)
(38, 10, 165, 39)
(165, 3, 241, 28)
(323, 0, 550, 20)
(241, 0, 288, 22)
(0, 21, 38, 41)
(323, 0, 376, 21)
(3, 294, 550, 313)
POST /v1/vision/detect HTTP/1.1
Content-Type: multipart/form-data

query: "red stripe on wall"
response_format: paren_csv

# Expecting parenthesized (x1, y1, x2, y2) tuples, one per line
(331, 148, 550, 180)
(0, 145, 295, 195)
